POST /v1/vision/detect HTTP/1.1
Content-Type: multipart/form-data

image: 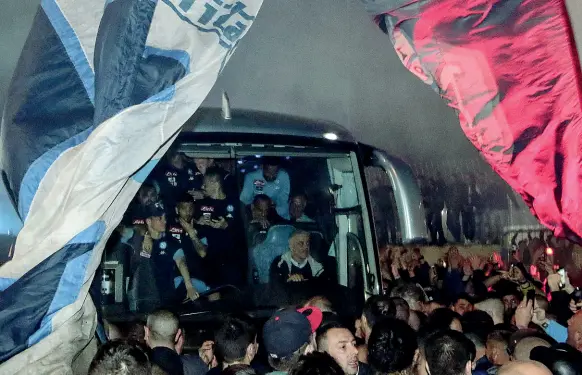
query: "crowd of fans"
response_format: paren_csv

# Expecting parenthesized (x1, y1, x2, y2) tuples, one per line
(90, 231, 582, 375)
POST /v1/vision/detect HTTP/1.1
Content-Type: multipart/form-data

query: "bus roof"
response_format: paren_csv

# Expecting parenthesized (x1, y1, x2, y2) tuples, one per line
(182, 107, 356, 143)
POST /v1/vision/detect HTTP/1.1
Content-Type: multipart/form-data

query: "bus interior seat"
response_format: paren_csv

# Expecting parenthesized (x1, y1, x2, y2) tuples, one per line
(308, 231, 326, 263)
(251, 224, 296, 284)
(127, 259, 161, 313)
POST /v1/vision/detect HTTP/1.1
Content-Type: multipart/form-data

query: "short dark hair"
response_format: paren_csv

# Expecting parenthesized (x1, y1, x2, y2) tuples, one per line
(89, 340, 151, 375)
(390, 297, 411, 322)
(204, 167, 225, 184)
(222, 364, 257, 375)
(461, 310, 494, 343)
(389, 283, 425, 309)
(215, 316, 257, 364)
(263, 157, 281, 167)
(290, 352, 344, 375)
(315, 321, 350, 352)
(176, 193, 194, 206)
(368, 318, 418, 374)
(422, 330, 475, 375)
(486, 330, 512, 350)
(362, 295, 394, 330)
(464, 332, 485, 350)
(252, 194, 272, 205)
(424, 308, 462, 333)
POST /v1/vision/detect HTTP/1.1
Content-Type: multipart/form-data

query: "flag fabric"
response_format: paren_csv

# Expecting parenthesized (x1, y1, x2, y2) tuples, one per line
(363, 0, 582, 241)
(0, 0, 263, 373)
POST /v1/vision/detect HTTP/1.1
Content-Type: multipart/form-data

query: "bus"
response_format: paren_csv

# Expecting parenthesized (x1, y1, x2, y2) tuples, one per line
(99, 99, 427, 324)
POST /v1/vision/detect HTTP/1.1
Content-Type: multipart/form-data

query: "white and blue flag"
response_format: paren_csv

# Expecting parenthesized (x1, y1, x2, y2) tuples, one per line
(0, 0, 263, 373)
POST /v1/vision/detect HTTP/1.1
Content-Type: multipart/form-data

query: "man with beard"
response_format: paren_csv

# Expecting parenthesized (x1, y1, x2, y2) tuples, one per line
(240, 157, 291, 219)
(316, 322, 371, 375)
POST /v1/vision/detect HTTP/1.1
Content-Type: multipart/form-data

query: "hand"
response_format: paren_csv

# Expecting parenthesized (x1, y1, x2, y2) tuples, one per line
(515, 296, 533, 329)
(210, 217, 228, 229)
(188, 189, 205, 200)
(391, 263, 401, 279)
(547, 273, 562, 292)
(469, 255, 482, 270)
(287, 274, 305, 282)
(142, 233, 153, 253)
(197, 217, 212, 226)
(532, 306, 548, 327)
(179, 217, 196, 235)
(569, 299, 582, 313)
(251, 218, 270, 230)
(185, 284, 200, 301)
(462, 261, 473, 276)
(198, 340, 215, 367)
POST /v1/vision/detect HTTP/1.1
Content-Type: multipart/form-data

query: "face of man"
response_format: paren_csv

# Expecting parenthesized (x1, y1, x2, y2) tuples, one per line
(290, 195, 307, 220)
(252, 198, 271, 220)
(202, 175, 221, 197)
(453, 299, 473, 316)
(169, 152, 185, 169)
(138, 186, 158, 206)
(290, 234, 310, 263)
(194, 158, 213, 175)
(176, 202, 194, 222)
(323, 328, 359, 375)
(502, 295, 519, 312)
(147, 214, 167, 233)
(263, 164, 279, 182)
(567, 311, 582, 350)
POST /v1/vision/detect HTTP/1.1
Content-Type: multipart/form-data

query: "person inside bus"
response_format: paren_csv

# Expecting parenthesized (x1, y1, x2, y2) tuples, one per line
(247, 194, 289, 247)
(270, 230, 324, 284)
(141, 203, 204, 305)
(240, 157, 291, 219)
(152, 149, 199, 208)
(192, 158, 238, 199)
(124, 184, 162, 227)
(167, 194, 210, 288)
(194, 167, 244, 285)
(289, 192, 315, 223)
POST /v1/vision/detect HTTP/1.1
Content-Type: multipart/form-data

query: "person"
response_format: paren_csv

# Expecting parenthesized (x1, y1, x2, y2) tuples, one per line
(168, 194, 210, 287)
(194, 167, 244, 285)
(125, 184, 163, 226)
(485, 330, 511, 370)
(270, 230, 324, 284)
(452, 294, 474, 316)
(88, 340, 152, 375)
(388, 282, 425, 312)
(141, 203, 203, 306)
(461, 311, 494, 344)
(303, 296, 335, 314)
(497, 361, 552, 375)
(248, 194, 289, 248)
(419, 330, 475, 375)
(192, 158, 238, 199)
(567, 310, 582, 352)
(153, 150, 200, 208)
(475, 299, 505, 325)
(263, 307, 324, 375)
(222, 364, 258, 375)
(464, 333, 492, 375)
(424, 308, 463, 333)
(213, 316, 258, 371)
(240, 157, 291, 219)
(367, 318, 418, 375)
(512, 336, 551, 361)
(356, 295, 394, 343)
(290, 352, 344, 375)
(289, 193, 315, 223)
(316, 321, 370, 375)
(145, 310, 185, 375)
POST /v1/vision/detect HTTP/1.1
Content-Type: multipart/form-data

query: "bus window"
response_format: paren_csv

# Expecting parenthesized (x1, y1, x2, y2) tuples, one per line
(364, 166, 401, 246)
(100, 147, 375, 318)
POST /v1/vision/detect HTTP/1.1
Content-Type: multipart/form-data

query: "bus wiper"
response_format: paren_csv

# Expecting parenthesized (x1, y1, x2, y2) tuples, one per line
(333, 206, 362, 215)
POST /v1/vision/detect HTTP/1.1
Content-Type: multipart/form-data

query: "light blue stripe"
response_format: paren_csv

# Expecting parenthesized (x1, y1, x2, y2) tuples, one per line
(26, 221, 105, 347)
(0, 278, 17, 292)
(143, 46, 191, 74)
(18, 126, 94, 220)
(41, 0, 95, 103)
(133, 158, 161, 183)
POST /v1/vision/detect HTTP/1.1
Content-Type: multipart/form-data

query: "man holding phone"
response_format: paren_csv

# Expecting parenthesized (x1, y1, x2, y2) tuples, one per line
(515, 293, 568, 343)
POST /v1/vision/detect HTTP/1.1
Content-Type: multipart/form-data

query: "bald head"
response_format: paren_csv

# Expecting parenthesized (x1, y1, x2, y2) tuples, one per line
(475, 299, 504, 325)
(513, 337, 551, 361)
(567, 311, 582, 351)
(498, 361, 552, 375)
(146, 310, 180, 346)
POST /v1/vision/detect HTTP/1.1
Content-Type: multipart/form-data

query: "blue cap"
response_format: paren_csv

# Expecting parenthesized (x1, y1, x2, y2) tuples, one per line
(263, 307, 322, 359)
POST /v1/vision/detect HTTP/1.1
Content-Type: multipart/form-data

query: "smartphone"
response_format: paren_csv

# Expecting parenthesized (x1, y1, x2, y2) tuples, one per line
(526, 289, 535, 305)
(557, 268, 566, 287)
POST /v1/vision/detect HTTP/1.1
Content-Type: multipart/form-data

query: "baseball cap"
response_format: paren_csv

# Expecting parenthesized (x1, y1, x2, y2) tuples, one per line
(143, 201, 166, 219)
(263, 306, 323, 359)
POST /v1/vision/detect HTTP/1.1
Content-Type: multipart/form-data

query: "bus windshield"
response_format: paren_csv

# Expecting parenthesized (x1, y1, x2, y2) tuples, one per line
(100, 142, 373, 319)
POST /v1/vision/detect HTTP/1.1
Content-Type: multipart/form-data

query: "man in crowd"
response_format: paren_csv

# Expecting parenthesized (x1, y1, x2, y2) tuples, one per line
(465, 332, 492, 375)
(240, 157, 291, 219)
(145, 310, 185, 375)
(419, 330, 474, 375)
(485, 330, 511, 371)
(142, 203, 203, 305)
(263, 306, 323, 375)
(389, 282, 426, 312)
(567, 310, 582, 352)
(497, 361, 552, 375)
(355, 295, 393, 345)
(89, 340, 152, 375)
(316, 321, 371, 375)
(153, 149, 200, 208)
(367, 318, 418, 375)
(194, 166, 244, 285)
(214, 316, 258, 372)
(270, 230, 324, 284)
(247, 194, 289, 248)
